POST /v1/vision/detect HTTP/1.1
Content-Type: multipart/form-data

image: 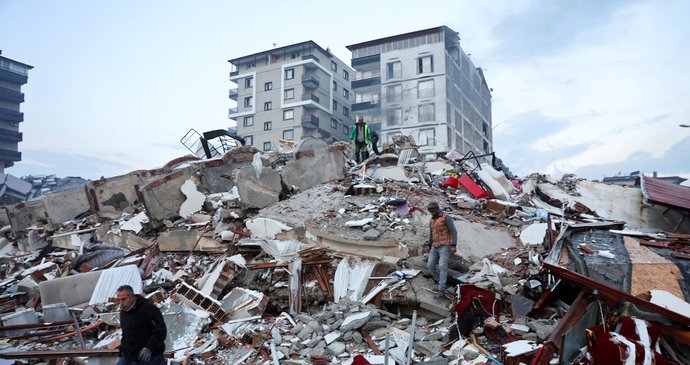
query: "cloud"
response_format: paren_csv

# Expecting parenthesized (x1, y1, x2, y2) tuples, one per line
(6, 149, 135, 179)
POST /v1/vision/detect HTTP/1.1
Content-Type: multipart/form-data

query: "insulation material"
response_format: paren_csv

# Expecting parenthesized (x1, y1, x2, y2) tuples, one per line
(246, 218, 292, 239)
(502, 340, 542, 357)
(260, 239, 314, 262)
(333, 258, 376, 303)
(89, 265, 143, 305)
(120, 211, 148, 233)
(179, 179, 205, 219)
(519, 223, 548, 245)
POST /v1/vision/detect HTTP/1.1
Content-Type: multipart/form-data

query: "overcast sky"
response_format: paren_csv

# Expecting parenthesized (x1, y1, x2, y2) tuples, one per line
(1, 0, 688, 181)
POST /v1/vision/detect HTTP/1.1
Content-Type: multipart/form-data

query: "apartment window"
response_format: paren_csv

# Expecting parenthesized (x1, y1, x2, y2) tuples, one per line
(284, 88, 294, 100)
(264, 101, 272, 111)
(244, 136, 253, 146)
(244, 96, 253, 107)
(246, 62, 255, 69)
(343, 70, 349, 81)
(284, 68, 294, 80)
(283, 109, 294, 120)
(343, 107, 349, 117)
(419, 128, 436, 146)
(343, 125, 349, 135)
(343, 89, 349, 99)
(332, 81, 337, 92)
(331, 61, 337, 72)
(263, 142, 271, 151)
(264, 121, 272, 131)
(387, 84, 402, 103)
(283, 129, 294, 140)
(264, 82, 272, 91)
(291, 52, 300, 59)
(387, 61, 402, 79)
(419, 103, 435, 122)
(244, 77, 253, 89)
(417, 55, 433, 74)
(331, 119, 338, 129)
(387, 108, 402, 126)
(332, 100, 338, 111)
(418, 79, 435, 98)
(243, 116, 254, 127)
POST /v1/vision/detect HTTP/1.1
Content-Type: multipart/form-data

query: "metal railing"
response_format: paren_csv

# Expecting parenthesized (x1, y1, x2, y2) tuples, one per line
(354, 70, 381, 80)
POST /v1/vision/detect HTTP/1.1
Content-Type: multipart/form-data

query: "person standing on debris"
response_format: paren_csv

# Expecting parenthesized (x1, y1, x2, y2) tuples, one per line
(370, 129, 381, 156)
(116, 285, 167, 365)
(426, 201, 458, 299)
(349, 115, 371, 163)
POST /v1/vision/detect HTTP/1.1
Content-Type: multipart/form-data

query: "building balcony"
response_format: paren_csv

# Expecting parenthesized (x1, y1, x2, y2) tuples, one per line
(301, 73, 320, 88)
(352, 99, 380, 112)
(0, 128, 22, 143)
(0, 148, 21, 162)
(352, 76, 381, 89)
(0, 68, 28, 85)
(302, 54, 320, 67)
(301, 114, 320, 129)
(0, 107, 23, 123)
(229, 88, 238, 101)
(0, 87, 24, 103)
(301, 93, 320, 107)
(228, 107, 238, 119)
(351, 54, 380, 68)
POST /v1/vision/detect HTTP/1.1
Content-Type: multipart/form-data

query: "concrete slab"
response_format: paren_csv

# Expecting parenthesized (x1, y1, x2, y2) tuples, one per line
(6, 199, 49, 232)
(86, 171, 156, 220)
(139, 167, 195, 226)
(234, 166, 282, 209)
(157, 229, 224, 252)
(307, 226, 408, 262)
(455, 217, 517, 262)
(179, 179, 205, 218)
(282, 138, 346, 191)
(42, 187, 90, 224)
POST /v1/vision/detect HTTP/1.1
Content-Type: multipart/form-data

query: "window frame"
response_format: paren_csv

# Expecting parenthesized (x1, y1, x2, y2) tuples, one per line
(343, 88, 349, 99)
(417, 79, 435, 98)
(387, 84, 402, 103)
(343, 70, 349, 81)
(264, 121, 272, 131)
(283, 109, 294, 120)
(283, 129, 294, 140)
(243, 116, 254, 127)
(244, 96, 253, 107)
(418, 103, 435, 122)
(244, 77, 253, 89)
(331, 118, 338, 129)
(387, 108, 402, 126)
(264, 101, 272, 111)
(263, 142, 271, 151)
(284, 68, 294, 80)
(417, 55, 434, 74)
(284, 88, 294, 100)
(331, 61, 337, 72)
(264, 82, 272, 91)
(387, 61, 402, 79)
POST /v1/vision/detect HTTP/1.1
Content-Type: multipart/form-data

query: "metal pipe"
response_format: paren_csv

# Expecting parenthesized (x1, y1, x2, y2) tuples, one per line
(384, 333, 390, 365)
(270, 341, 280, 365)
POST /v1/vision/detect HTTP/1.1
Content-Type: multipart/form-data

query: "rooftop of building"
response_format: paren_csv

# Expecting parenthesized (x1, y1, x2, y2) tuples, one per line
(227, 40, 333, 66)
(346, 25, 457, 51)
(0, 50, 34, 70)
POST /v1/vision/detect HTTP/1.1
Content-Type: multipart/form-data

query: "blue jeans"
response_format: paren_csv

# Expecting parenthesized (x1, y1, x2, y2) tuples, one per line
(116, 354, 163, 365)
(427, 245, 451, 294)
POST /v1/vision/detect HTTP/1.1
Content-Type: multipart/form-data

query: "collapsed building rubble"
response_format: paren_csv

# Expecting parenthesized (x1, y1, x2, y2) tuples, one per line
(0, 136, 688, 364)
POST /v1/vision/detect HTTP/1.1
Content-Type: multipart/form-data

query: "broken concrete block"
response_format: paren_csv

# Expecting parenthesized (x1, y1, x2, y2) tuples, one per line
(1, 309, 39, 336)
(6, 199, 49, 232)
(282, 138, 346, 192)
(339, 311, 371, 332)
(363, 228, 381, 240)
(176, 282, 225, 321)
(233, 166, 282, 209)
(179, 178, 205, 218)
(527, 319, 557, 340)
(157, 229, 224, 252)
(139, 167, 195, 225)
(43, 303, 71, 322)
(220, 287, 268, 320)
(327, 341, 346, 356)
(86, 171, 157, 219)
(120, 211, 148, 233)
(42, 187, 91, 225)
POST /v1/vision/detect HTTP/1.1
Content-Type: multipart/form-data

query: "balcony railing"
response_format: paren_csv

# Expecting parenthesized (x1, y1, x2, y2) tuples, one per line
(354, 70, 381, 81)
(301, 114, 319, 129)
(0, 148, 21, 161)
(301, 93, 320, 103)
(0, 87, 24, 103)
(229, 88, 238, 100)
(0, 107, 23, 123)
(0, 128, 22, 142)
(301, 73, 320, 88)
(302, 54, 320, 64)
(228, 107, 238, 118)
(352, 100, 380, 112)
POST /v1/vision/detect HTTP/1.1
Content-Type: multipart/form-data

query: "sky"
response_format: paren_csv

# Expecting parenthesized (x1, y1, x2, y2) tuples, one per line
(1, 0, 689, 181)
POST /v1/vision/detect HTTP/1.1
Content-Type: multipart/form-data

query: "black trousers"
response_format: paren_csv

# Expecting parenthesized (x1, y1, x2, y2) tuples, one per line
(354, 142, 369, 163)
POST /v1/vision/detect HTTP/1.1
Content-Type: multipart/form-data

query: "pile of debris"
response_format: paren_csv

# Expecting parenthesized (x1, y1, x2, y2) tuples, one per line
(0, 136, 689, 364)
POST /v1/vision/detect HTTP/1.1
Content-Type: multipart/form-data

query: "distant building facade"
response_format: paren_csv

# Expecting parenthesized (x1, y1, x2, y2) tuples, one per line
(346, 26, 492, 160)
(0, 51, 32, 171)
(228, 41, 355, 151)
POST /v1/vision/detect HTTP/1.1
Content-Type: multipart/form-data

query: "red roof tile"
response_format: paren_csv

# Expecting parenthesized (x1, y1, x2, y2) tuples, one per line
(641, 175, 690, 211)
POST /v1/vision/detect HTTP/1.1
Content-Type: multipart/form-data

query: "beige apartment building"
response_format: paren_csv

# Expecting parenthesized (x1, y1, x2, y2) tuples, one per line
(228, 41, 355, 151)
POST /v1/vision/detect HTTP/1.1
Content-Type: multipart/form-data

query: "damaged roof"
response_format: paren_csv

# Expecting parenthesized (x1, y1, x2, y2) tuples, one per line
(641, 174, 690, 211)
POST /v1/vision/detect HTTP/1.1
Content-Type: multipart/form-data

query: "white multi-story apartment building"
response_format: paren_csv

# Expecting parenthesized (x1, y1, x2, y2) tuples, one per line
(347, 26, 492, 160)
(228, 41, 355, 151)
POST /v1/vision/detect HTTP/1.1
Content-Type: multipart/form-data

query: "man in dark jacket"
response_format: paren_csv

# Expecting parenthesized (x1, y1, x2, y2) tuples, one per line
(349, 115, 371, 163)
(116, 285, 166, 365)
(426, 202, 458, 299)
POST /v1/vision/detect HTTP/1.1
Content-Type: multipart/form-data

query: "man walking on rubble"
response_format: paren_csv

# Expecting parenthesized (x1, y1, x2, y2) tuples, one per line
(116, 285, 167, 365)
(426, 201, 458, 299)
(349, 115, 371, 163)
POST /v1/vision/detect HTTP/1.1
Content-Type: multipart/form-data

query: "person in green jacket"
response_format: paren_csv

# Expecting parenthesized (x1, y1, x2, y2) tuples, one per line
(349, 115, 371, 163)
